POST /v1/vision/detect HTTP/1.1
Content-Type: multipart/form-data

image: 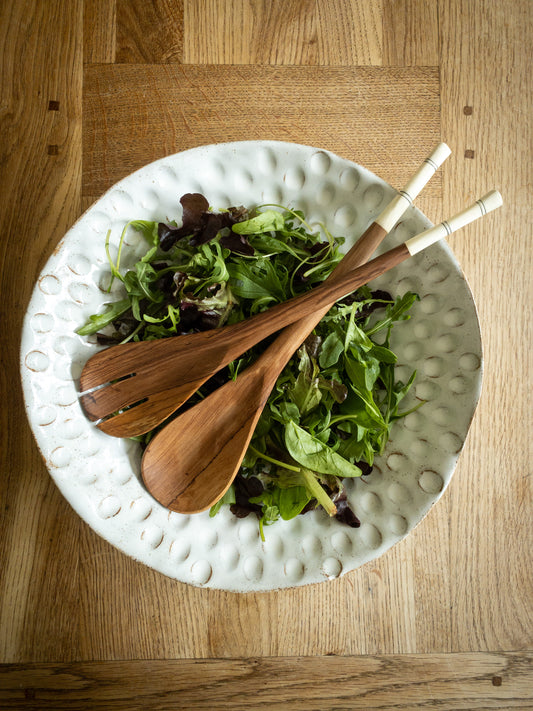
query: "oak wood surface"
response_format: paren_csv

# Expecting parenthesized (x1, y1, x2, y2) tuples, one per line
(0, 0, 531, 707)
(1, 652, 531, 710)
(82, 63, 441, 199)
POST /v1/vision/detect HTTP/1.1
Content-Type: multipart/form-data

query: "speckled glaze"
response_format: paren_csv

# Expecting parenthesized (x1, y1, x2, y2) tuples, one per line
(20, 141, 482, 592)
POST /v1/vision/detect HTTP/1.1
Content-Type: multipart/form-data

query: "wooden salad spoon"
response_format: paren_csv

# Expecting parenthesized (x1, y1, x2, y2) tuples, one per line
(141, 190, 503, 514)
(80, 143, 451, 438)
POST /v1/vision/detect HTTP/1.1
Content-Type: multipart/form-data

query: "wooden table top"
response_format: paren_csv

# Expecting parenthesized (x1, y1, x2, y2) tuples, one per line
(1, 1, 531, 708)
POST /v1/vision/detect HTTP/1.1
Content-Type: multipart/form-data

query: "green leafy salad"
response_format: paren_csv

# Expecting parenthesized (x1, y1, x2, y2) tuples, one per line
(77, 193, 422, 538)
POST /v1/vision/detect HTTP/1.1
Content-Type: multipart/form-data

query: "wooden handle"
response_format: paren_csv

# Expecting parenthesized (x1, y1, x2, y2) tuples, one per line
(258, 187, 503, 381)
(80, 143, 450, 396)
(220, 183, 503, 357)
(140, 190, 502, 515)
(338, 142, 451, 271)
(251, 143, 453, 370)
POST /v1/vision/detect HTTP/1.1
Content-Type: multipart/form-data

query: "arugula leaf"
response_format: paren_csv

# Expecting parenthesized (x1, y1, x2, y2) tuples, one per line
(366, 292, 419, 336)
(185, 242, 230, 290)
(75, 298, 131, 336)
(247, 233, 304, 258)
(129, 220, 159, 246)
(343, 351, 383, 425)
(209, 485, 236, 517)
(344, 316, 374, 353)
(227, 257, 286, 303)
(288, 347, 321, 417)
(370, 344, 397, 364)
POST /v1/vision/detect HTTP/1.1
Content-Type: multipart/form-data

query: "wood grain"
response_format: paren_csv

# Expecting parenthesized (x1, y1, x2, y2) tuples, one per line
(0, 653, 531, 709)
(183, 0, 382, 65)
(439, 0, 533, 653)
(82, 64, 440, 198)
(383, 0, 440, 66)
(116, 0, 183, 63)
(0, 0, 531, 700)
(83, 0, 116, 63)
(82, 0, 382, 66)
(0, 0, 83, 663)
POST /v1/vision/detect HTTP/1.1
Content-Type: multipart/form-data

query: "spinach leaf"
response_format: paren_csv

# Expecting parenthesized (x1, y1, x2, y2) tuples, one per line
(319, 331, 344, 368)
(284, 420, 362, 478)
(232, 210, 285, 235)
(250, 485, 311, 522)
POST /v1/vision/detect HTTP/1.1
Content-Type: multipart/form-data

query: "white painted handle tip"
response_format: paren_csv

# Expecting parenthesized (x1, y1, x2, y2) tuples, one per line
(479, 189, 503, 213)
(376, 143, 452, 232)
(428, 142, 452, 168)
(406, 189, 503, 255)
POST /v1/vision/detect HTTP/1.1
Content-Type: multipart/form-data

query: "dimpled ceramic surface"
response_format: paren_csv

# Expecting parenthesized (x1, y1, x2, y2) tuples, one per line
(20, 141, 482, 592)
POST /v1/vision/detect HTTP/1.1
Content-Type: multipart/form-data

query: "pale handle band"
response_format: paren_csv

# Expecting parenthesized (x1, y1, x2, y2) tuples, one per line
(375, 142, 452, 233)
(406, 190, 503, 255)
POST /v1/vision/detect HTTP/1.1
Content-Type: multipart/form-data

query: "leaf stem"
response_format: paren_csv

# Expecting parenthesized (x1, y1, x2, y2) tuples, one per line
(249, 447, 337, 516)
(300, 468, 337, 517)
(256, 203, 315, 235)
(248, 445, 301, 472)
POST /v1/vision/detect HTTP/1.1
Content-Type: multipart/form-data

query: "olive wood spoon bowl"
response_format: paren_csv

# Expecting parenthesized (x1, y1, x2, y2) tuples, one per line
(80, 144, 451, 437)
(142, 190, 503, 514)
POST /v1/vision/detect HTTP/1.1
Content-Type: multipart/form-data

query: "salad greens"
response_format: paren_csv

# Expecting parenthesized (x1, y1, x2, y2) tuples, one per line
(77, 193, 422, 538)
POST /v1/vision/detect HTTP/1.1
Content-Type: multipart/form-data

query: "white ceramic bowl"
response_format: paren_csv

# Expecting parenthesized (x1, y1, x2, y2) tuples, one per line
(20, 141, 482, 591)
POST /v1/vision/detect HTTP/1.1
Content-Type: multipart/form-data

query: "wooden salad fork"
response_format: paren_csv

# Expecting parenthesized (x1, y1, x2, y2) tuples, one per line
(140, 189, 502, 514)
(79, 143, 451, 437)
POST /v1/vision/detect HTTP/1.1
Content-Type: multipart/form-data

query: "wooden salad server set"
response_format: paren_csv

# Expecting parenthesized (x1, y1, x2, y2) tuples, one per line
(80, 143, 451, 436)
(78, 144, 503, 514)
